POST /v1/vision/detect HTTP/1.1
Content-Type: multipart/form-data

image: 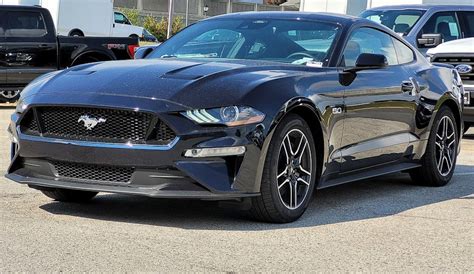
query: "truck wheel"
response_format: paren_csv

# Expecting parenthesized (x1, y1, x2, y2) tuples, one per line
(69, 30, 84, 37)
(72, 55, 111, 66)
(41, 188, 98, 203)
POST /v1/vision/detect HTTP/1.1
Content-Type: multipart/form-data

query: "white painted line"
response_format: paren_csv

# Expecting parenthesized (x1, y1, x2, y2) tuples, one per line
(454, 172, 474, 176)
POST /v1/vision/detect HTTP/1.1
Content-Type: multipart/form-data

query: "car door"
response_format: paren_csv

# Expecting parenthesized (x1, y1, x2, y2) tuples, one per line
(457, 11, 474, 38)
(5, 10, 57, 87)
(340, 27, 416, 173)
(0, 11, 6, 86)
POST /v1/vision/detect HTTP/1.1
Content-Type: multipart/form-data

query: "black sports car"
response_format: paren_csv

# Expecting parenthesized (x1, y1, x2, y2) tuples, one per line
(7, 12, 464, 223)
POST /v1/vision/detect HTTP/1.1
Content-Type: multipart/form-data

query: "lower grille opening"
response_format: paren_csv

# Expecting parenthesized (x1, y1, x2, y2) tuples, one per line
(52, 161, 134, 184)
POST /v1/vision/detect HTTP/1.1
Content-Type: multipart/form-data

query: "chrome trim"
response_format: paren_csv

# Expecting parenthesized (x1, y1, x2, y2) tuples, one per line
(149, 175, 186, 179)
(17, 127, 179, 151)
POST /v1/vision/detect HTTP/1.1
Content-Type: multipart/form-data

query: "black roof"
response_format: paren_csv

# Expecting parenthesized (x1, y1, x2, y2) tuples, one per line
(207, 11, 364, 25)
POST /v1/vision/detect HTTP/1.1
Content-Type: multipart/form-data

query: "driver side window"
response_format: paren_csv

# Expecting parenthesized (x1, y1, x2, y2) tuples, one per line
(341, 27, 398, 67)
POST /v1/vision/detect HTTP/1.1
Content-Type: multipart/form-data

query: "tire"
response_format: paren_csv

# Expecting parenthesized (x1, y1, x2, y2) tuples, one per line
(409, 106, 458, 187)
(72, 55, 109, 66)
(40, 188, 98, 203)
(249, 114, 318, 223)
(69, 30, 84, 37)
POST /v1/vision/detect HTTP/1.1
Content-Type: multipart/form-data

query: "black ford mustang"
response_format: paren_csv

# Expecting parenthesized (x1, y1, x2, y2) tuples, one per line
(7, 12, 464, 223)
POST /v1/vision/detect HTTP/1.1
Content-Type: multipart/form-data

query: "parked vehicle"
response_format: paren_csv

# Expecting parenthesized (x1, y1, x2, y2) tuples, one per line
(142, 28, 158, 43)
(40, 0, 145, 38)
(361, 5, 474, 55)
(427, 38, 474, 133)
(0, 5, 139, 102)
(7, 12, 463, 223)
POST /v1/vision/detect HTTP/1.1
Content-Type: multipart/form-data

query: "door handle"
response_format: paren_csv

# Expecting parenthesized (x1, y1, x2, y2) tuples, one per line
(401, 81, 414, 92)
(38, 44, 49, 48)
(401, 78, 420, 95)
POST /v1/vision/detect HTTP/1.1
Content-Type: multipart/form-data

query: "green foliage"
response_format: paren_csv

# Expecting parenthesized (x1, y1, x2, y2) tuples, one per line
(143, 15, 185, 42)
(117, 8, 185, 42)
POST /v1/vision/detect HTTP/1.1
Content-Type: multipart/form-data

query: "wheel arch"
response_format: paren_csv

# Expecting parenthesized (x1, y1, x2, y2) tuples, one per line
(71, 51, 115, 67)
(435, 95, 463, 140)
(68, 29, 84, 36)
(254, 97, 328, 191)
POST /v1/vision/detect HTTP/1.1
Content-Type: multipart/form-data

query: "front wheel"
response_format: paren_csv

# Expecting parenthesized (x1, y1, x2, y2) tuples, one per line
(249, 114, 317, 223)
(40, 188, 98, 203)
(410, 106, 458, 186)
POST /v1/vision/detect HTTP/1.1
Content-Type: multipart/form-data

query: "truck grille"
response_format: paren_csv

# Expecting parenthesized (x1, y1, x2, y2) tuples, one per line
(433, 56, 474, 82)
(20, 106, 176, 145)
(52, 161, 134, 184)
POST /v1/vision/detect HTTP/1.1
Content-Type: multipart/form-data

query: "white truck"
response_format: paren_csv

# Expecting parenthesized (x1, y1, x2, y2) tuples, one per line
(427, 38, 474, 133)
(1, 0, 145, 38)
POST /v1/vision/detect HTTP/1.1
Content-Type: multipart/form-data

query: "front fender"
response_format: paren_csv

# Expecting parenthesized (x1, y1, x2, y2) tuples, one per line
(252, 97, 328, 192)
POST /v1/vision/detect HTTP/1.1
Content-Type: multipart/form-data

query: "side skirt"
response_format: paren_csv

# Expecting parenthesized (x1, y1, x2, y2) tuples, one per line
(317, 162, 421, 189)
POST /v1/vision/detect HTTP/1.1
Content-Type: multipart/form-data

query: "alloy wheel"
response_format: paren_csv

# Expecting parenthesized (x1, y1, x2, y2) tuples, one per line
(276, 129, 312, 210)
(435, 116, 456, 176)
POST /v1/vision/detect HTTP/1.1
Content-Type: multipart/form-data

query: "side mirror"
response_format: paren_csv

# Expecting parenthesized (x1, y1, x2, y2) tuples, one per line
(340, 53, 387, 86)
(417, 33, 443, 48)
(344, 53, 388, 73)
(134, 46, 157, 59)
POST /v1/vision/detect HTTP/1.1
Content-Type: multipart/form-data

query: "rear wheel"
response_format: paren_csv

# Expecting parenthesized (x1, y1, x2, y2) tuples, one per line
(69, 30, 84, 37)
(249, 114, 317, 223)
(40, 188, 98, 203)
(410, 106, 458, 186)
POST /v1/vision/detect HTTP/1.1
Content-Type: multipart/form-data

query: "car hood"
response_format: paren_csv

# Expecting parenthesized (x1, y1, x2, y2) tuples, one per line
(28, 59, 322, 110)
(427, 38, 474, 55)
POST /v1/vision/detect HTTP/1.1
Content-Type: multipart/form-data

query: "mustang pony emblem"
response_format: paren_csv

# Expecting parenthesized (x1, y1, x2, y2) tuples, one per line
(78, 115, 107, 130)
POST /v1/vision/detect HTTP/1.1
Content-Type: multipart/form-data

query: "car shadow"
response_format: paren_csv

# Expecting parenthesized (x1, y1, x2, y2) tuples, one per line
(39, 165, 474, 231)
(463, 133, 474, 140)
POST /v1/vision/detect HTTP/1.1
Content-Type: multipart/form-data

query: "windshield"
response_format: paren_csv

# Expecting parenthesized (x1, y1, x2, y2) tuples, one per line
(361, 9, 425, 35)
(147, 19, 341, 66)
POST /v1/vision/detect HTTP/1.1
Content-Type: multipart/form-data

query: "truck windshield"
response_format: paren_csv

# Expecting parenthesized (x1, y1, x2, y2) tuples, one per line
(361, 10, 425, 35)
(147, 19, 340, 66)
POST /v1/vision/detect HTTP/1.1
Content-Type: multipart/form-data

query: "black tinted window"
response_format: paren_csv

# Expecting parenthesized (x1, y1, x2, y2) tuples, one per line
(6, 11, 47, 38)
(148, 19, 340, 66)
(342, 28, 398, 67)
(459, 11, 474, 37)
(420, 12, 460, 42)
(362, 9, 425, 35)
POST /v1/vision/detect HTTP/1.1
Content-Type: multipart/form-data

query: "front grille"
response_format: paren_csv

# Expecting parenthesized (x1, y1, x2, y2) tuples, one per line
(52, 161, 134, 184)
(20, 106, 177, 144)
(433, 56, 474, 82)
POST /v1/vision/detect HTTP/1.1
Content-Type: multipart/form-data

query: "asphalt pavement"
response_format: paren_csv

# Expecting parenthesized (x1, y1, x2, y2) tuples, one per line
(0, 107, 472, 272)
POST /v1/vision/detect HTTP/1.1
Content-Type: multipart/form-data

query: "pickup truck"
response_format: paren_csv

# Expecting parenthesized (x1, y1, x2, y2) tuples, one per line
(0, 5, 139, 102)
(427, 38, 474, 134)
(361, 5, 474, 55)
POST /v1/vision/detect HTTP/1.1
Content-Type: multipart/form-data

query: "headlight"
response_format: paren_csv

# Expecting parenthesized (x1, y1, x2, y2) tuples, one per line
(182, 106, 265, 126)
(15, 99, 28, 114)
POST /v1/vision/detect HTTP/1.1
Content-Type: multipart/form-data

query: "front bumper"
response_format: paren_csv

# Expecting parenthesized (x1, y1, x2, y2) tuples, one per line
(6, 99, 267, 199)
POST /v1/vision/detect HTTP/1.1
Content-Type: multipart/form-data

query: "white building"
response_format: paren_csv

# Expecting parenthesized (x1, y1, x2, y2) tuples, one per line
(0, 0, 40, 4)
